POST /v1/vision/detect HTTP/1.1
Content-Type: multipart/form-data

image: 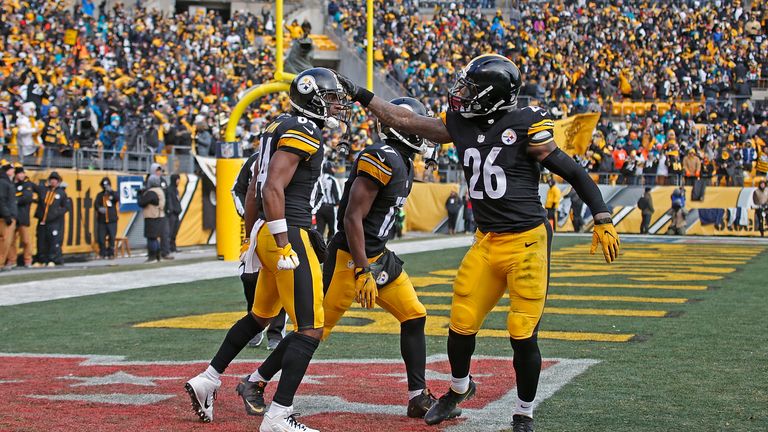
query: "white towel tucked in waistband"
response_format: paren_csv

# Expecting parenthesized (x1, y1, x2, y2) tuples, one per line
(244, 219, 265, 274)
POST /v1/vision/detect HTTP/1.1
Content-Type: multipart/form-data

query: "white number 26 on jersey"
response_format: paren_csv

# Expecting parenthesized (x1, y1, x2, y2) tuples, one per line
(464, 147, 506, 199)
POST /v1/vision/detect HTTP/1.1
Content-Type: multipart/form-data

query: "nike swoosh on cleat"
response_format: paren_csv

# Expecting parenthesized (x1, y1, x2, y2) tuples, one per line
(204, 396, 212, 409)
(525, 241, 537, 247)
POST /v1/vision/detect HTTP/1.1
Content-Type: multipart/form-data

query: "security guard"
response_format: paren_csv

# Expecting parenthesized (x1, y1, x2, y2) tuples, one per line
(0, 159, 16, 271)
(9, 163, 36, 268)
(33, 171, 69, 267)
(94, 177, 119, 259)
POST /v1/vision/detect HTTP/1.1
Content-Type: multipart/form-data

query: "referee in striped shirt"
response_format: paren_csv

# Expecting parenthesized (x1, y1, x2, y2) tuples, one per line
(313, 161, 341, 242)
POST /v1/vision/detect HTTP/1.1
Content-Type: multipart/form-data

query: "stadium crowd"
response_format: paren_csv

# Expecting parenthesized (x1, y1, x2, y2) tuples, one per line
(330, 0, 768, 184)
(0, 0, 287, 162)
(0, 0, 766, 186)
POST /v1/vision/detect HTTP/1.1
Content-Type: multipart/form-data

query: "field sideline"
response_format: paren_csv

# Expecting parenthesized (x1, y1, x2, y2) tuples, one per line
(0, 236, 766, 431)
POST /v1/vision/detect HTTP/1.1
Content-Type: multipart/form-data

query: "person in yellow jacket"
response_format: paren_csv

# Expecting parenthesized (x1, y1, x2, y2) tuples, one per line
(545, 178, 562, 232)
(285, 19, 304, 39)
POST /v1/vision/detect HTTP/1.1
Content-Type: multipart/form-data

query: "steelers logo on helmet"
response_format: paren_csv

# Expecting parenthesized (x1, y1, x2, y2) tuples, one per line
(501, 128, 517, 145)
(297, 75, 316, 94)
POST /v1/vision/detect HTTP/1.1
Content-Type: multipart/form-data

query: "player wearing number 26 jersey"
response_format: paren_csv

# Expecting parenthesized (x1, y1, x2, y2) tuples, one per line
(336, 54, 621, 431)
(323, 97, 459, 419)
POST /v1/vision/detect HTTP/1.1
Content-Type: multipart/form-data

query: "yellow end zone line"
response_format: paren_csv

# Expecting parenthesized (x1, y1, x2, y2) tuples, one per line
(550, 282, 707, 290)
(416, 291, 688, 304)
(422, 303, 668, 318)
(533, 330, 632, 343)
(414, 276, 707, 291)
(134, 311, 634, 343)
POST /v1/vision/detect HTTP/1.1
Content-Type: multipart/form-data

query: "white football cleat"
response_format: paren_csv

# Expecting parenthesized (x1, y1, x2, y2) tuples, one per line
(260, 410, 319, 432)
(184, 374, 221, 422)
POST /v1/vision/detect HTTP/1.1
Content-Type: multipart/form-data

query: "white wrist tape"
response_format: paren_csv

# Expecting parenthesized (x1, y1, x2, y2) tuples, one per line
(267, 218, 288, 234)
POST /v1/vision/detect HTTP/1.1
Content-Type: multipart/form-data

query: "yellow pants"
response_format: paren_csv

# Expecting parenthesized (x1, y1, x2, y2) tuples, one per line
(8, 224, 32, 266)
(322, 246, 426, 340)
(450, 223, 551, 339)
(251, 225, 324, 331)
(0, 219, 15, 266)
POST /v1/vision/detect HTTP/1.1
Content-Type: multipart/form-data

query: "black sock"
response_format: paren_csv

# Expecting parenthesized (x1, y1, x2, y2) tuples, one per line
(401, 317, 426, 391)
(510, 336, 542, 402)
(210, 313, 265, 373)
(240, 271, 258, 312)
(258, 332, 296, 380)
(272, 332, 320, 406)
(447, 329, 476, 379)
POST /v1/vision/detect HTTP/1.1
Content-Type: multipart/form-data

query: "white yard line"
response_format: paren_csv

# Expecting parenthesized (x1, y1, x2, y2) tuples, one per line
(0, 237, 473, 306)
(0, 261, 238, 306)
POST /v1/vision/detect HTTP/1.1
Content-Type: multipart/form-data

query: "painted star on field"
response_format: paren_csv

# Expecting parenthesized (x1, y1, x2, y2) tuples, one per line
(58, 371, 181, 387)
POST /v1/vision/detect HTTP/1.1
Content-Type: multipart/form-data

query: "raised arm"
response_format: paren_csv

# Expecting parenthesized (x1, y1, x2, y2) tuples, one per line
(336, 74, 452, 144)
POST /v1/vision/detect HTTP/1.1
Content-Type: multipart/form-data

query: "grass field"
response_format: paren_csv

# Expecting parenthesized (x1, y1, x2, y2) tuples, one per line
(1, 237, 767, 431)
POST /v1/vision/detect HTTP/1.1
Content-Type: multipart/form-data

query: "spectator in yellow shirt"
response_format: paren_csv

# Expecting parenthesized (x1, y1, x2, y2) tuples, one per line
(285, 19, 304, 39)
(545, 178, 562, 232)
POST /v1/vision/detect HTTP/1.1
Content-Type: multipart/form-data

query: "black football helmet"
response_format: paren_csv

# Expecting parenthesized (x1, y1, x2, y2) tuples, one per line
(289, 67, 351, 128)
(449, 54, 522, 118)
(378, 97, 430, 154)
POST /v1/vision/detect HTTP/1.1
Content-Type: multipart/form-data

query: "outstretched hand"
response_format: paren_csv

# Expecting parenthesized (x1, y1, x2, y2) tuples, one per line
(591, 221, 620, 263)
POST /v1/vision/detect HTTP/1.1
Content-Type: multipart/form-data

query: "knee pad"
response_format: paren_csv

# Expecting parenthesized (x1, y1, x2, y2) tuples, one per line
(449, 302, 480, 335)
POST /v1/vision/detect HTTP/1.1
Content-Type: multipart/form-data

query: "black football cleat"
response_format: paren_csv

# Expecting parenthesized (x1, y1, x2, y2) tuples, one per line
(512, 414, 534, 432)
(235, 375, 267, 416)
(407, 389, 461, 419)
(424, 379, 477, 425)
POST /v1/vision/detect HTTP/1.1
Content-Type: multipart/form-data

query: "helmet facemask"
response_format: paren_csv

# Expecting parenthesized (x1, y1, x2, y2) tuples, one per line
(291, 82, 352, 129)
(449, 72, 518, 118)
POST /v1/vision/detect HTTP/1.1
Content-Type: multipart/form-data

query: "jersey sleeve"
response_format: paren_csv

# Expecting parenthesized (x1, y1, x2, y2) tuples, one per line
(276, 117, 322, 159)
(356, 148, 393, 187)
(526, 108, 556, 146)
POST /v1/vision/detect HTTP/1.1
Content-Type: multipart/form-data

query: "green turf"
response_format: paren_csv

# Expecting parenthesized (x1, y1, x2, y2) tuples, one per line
(0, 237, 766, 431)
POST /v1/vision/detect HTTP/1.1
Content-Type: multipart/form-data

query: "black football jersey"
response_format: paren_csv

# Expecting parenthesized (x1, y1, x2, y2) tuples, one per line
(255, 113, 324, 228)
(442, 106, 553, 233)
(337, 142, 413, 256)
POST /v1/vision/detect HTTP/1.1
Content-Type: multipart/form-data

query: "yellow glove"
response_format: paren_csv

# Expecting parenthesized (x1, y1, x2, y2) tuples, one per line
(239, 238, 250, 263)
(354, 267, 378, 309)
(591, 219, 620, 263)
(276, 243, 300, 270)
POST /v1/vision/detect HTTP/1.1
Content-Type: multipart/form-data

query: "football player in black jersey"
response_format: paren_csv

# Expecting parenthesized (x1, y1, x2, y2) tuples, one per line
(185, 68, 349, 432)
(322, 97, 459, 420)
(336, 55, 620, 432)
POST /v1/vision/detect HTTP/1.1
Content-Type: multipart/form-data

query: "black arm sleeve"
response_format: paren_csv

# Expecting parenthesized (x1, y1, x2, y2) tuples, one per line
(541, 148, 609, 216)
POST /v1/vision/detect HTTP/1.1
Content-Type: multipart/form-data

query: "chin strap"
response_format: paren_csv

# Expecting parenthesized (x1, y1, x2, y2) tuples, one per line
(289, 100, 340, 129)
